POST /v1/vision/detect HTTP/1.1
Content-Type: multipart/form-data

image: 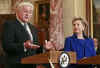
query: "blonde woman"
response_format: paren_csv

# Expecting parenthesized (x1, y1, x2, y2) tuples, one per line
(64, 18, 96, 68)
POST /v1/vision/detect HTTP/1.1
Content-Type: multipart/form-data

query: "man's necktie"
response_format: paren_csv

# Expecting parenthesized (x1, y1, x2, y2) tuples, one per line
(24, 23, 32, 41)
(24, 23, 33, 56)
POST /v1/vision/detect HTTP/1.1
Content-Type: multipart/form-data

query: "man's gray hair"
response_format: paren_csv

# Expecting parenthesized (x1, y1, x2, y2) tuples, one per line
(16, 2, 34, 9)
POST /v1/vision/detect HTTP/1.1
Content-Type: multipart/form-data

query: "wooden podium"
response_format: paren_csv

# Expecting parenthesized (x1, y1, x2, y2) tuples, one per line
(77, 55, 100, 64)
(21, 51, 76, 64)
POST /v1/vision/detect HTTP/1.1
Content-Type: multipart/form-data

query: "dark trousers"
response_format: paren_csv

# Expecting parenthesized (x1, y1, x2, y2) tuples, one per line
(67, 64, 94, 68)
(5, 64, 36, 68)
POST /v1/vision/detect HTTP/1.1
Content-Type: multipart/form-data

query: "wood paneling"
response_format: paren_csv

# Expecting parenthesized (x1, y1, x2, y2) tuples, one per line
(34, 0, 50, 46)
(0, 0, 12, 14)
(86, 0, 92, 37)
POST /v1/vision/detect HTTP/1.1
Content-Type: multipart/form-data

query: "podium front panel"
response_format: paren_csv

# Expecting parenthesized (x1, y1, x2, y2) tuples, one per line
(21, 51, 76, 64)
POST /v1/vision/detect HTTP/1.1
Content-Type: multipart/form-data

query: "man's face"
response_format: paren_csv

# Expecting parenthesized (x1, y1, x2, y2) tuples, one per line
(17, 5, 33, 23)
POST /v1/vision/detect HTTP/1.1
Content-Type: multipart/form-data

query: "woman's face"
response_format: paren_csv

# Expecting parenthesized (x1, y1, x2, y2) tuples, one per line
(72, 20, 85, 34)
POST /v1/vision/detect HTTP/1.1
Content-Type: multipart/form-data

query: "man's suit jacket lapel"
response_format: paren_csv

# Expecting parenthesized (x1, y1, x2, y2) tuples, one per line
(28, 23, 39, 45)
(16, 19, 31, 40)
(28, 23, 34, 35)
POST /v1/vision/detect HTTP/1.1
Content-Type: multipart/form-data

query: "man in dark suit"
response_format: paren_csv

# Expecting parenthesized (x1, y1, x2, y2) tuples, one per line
(2, 2, 42, 68)
(93, 38, 100, 68)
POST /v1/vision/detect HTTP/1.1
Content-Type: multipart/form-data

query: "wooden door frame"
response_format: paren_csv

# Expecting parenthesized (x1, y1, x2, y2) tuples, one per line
(86, 0, 93, 37)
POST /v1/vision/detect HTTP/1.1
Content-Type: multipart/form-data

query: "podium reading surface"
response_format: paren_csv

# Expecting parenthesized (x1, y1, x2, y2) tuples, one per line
(77, 55, 100, 64)
(21, 51, 76, 64)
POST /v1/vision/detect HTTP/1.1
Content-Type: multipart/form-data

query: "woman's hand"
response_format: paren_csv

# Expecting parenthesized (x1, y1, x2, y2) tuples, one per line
(44, 40, 55, 50)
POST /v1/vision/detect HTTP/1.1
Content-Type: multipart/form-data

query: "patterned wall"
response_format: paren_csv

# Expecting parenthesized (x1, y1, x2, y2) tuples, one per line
(0, 0, 11, 14)
(50, 0, 64, 50)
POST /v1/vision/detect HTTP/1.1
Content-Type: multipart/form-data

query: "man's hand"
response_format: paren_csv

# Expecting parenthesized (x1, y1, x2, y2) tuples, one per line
(24, 40, 40, 49)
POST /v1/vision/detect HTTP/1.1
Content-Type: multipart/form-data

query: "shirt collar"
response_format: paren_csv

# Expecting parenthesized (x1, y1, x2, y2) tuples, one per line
(16, 15, 25, 26)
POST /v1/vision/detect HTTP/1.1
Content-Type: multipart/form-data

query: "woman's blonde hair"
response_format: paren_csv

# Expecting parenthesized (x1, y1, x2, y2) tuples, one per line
(72, 17, 88, 28)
